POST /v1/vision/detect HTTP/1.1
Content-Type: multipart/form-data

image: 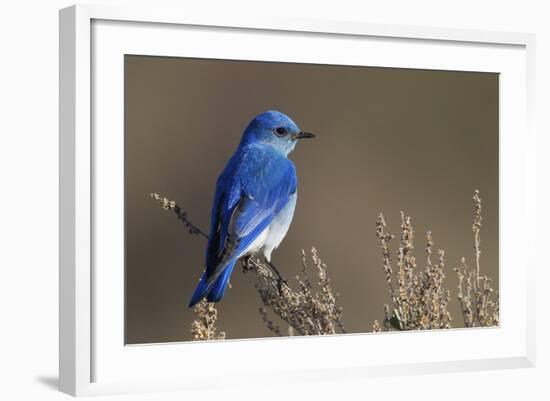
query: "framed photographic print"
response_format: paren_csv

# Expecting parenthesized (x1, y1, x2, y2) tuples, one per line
(59, 4, 536, 396)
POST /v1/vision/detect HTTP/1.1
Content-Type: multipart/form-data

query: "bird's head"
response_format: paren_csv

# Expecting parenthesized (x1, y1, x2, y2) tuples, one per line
(241, 110, 315, 155)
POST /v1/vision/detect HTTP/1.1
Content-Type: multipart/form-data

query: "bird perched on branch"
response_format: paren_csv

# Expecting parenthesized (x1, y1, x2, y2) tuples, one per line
(188, 110, 315, 307)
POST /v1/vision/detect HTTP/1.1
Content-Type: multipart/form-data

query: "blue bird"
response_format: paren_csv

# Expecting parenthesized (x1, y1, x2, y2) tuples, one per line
(188, 110, 315, 307)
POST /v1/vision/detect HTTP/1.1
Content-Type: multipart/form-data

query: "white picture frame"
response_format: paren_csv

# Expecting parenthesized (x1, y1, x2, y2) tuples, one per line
(59, 4, 536, 397)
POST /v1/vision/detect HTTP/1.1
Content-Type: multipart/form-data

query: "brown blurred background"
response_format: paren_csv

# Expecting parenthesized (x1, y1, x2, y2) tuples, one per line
(124, 55, 498, 344)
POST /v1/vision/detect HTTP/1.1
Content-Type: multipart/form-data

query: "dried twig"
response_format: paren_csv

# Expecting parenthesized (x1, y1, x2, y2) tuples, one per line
(453, 190, 499, 327)
(375, 212, 452, 331)
(375, 190, 499, 331)
(150, 193, 209, 239)
(190, 300, 226, 341)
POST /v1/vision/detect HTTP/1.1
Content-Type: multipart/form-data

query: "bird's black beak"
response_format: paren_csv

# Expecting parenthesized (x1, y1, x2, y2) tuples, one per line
(294, 131, 316, 140)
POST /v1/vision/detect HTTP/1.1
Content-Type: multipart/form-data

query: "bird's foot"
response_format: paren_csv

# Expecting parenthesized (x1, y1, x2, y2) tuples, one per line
(276, 276, 288, 294)
(264, 259, 288, 294)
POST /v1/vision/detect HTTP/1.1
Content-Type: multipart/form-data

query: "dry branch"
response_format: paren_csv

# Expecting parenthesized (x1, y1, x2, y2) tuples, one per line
(375, 190, 499, 331)
(190, 300, 226, 341)
(453, 190, 499, 327)
(150, 193, 209, 239)
(375, 212, 452, 331)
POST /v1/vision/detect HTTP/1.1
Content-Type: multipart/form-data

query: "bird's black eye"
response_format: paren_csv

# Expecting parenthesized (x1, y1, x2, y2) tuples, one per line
(275, 127, 287, 136)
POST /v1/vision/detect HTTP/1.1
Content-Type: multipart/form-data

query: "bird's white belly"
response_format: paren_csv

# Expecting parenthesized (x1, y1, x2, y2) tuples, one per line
(239, 193, 297, 261)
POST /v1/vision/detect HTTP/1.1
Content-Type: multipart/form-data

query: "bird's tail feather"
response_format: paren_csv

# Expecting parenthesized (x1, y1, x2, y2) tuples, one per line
(188, 260, 236, 307)
(188, 272, 210, 308)
(207, 260, 236, 303)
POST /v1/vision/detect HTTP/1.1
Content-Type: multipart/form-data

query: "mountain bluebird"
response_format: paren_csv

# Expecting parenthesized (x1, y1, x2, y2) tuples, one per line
(188, 110, 315, 307)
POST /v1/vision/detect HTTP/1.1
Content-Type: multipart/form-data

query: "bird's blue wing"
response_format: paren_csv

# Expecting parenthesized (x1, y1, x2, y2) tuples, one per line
(204, 169, 240, 276)
(189, 165, 240, 307)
